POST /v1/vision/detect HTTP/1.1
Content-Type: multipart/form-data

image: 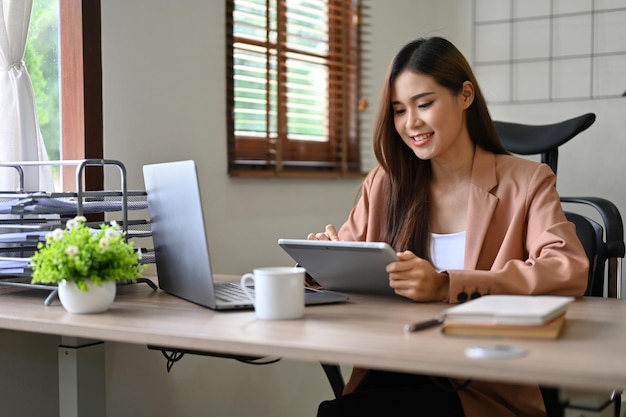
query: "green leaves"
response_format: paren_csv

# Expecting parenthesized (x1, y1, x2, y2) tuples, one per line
(31, 217, 145, 291)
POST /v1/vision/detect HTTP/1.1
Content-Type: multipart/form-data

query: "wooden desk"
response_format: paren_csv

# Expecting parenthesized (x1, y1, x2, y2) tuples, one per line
(1, 275, 626, 394)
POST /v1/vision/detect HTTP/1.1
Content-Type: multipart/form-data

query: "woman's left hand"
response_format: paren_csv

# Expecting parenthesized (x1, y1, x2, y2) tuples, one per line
(306, 224, 340, 241)
(387, 251, 449, 302)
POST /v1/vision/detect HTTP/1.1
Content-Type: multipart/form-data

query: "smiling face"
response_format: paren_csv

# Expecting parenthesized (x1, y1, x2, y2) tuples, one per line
(391, 70, 474, 163)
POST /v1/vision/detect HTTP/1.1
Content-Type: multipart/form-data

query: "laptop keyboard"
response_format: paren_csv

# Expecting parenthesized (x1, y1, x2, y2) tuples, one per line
(215, 281, 252, 303)
(214, 282, 332, 303)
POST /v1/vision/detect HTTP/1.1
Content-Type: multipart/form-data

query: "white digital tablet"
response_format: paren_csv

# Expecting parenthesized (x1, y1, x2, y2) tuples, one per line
(277, 239, 399, 296)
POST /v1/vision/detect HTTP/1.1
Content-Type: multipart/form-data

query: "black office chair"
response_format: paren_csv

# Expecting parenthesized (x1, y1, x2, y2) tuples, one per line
(320, 113, 625, 416)
(495, 113, 625, 417)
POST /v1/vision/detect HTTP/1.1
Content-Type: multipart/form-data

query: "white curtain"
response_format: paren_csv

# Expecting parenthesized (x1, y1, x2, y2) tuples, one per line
(0, 0, 53, 192)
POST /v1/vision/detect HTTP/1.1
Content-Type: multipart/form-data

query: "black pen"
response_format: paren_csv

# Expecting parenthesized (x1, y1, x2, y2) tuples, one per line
(403, 315, 445, 333)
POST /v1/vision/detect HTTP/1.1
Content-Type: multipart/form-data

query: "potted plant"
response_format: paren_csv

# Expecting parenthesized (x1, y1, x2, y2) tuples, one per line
(30, 216, 145, 313)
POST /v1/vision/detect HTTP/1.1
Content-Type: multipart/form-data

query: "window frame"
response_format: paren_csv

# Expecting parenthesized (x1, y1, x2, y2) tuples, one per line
(226, 0, 365, 178)
(59, 0, 103, 192)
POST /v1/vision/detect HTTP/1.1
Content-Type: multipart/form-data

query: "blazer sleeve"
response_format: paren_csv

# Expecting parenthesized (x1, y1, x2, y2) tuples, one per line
(447, 163, 589, 301)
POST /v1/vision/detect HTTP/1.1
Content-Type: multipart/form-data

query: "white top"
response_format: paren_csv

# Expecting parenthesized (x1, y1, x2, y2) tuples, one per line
(430, 231, 466, 271)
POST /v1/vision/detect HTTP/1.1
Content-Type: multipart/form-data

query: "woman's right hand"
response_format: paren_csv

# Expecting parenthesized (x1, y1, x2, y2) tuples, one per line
(307, 224, 339, 241)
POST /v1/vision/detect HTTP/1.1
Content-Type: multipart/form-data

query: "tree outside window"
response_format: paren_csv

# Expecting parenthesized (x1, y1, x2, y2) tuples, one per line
(25, 0, 60, 185)
(24, 0, 61, 159)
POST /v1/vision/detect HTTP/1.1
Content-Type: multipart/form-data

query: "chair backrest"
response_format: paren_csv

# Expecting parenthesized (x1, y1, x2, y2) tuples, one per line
(565, 211, 603, 296)
(493, 113, 625, 298)
(561, 197, 625, 298)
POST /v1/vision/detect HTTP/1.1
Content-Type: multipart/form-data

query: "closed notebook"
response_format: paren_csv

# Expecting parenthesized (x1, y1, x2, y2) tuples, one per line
(443, 295, 575, 326)
(442, 312, 567, 339)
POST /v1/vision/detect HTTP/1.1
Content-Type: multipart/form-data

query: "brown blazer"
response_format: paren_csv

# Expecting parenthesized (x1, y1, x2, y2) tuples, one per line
(338, 147, 589, 417)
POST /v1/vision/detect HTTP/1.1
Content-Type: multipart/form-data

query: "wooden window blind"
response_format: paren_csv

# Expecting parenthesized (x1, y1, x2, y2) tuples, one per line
(226, 0, 365, 177)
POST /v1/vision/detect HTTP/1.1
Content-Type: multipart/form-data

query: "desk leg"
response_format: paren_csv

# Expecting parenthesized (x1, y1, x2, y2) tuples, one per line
(58, 337, 106, 417)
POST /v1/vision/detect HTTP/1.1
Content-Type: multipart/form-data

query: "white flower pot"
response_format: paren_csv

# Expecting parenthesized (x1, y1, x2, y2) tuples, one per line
(57, 279, 117, 314)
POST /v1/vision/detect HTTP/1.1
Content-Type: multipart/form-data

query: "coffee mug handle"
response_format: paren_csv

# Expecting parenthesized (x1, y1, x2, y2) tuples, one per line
(240, 273, 255, 306)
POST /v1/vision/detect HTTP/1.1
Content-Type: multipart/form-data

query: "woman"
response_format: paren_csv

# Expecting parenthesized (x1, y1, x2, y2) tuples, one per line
(308, 37, 588, 417)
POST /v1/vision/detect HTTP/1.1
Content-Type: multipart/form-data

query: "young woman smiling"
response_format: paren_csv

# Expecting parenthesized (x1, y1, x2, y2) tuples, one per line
(308, 37, 588, 417)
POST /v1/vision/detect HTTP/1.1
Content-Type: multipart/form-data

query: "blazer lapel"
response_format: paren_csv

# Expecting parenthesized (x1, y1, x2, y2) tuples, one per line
(465, 147, 499, 269)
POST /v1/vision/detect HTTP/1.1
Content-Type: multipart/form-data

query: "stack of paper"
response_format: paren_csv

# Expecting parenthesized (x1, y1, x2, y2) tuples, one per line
(0, 256, 31, 275)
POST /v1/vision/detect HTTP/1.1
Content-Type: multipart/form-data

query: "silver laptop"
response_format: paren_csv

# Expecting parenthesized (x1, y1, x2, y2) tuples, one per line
(142, 160, 348, 310)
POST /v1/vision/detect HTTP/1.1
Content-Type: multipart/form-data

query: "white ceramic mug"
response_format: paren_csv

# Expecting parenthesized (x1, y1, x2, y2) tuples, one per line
(240, 266, 305, 320)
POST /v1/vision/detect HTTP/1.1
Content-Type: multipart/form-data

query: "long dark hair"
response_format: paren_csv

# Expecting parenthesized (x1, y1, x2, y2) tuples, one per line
(372, 37, 507, 258)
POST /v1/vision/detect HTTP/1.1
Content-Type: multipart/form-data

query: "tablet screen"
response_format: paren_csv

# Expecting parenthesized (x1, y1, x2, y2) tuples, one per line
(278, 239, 399, 295)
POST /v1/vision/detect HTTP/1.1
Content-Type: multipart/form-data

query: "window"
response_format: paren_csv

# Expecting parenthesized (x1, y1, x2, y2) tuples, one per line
(59, 0, 103, 192)
(226, 0, 365, 177)
(25, 0, 103, 192)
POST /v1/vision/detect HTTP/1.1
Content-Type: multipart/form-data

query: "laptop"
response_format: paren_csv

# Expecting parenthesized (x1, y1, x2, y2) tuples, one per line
(142, 160, 348, 310)
(278, 239, 399, 296)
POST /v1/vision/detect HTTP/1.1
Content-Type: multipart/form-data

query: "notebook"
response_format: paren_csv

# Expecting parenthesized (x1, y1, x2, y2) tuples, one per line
(442, 313, 567, 339)
(443, 295, 575, 326)
(278, 238, 399, 296)
(142, 160, 348, 310)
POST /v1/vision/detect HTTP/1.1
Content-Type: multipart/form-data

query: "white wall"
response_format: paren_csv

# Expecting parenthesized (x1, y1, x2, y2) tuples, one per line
(101, 0, 472, 277)
(95, 1, 623, 416)
(97, 2, 471, 416)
